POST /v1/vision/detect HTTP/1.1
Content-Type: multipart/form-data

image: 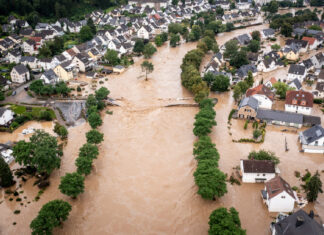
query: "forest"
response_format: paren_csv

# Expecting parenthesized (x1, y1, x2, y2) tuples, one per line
(0, 0, 126, 22)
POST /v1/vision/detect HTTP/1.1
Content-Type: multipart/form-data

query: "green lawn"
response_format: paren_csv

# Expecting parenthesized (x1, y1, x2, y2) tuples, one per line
(11, 105, 26, 115)
(105, 6, 117, 13)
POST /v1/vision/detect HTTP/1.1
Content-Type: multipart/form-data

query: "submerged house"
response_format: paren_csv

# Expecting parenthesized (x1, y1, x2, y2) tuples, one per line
(256, 109, 303, 128)
(237, 96, 259, 120)
(261, 176, 297, 213)
(240, 159, 277, 183)
(299, 125, 324, 154)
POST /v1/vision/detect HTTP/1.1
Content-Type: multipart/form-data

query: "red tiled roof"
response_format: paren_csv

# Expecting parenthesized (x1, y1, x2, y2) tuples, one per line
(246, 84, 275, 100)
(265, 176, 296, 200)
(285, 90, 313, 108)
(302, 36, 316, 45)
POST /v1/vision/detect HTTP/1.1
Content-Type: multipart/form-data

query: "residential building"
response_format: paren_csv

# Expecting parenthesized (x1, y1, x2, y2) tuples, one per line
(10, 64, 30, 83)
(270, 210, 324, 235)
(287, 64, 306, 83)
(288, 78, 302, 91)
(285, 90, 313, 115)
(299, 125, 324, 154)
(310, 52, 324, 69)
(246, 84, 275, 109)
(22, 39, 37, 55)
(72, 53, 94, 72)
(261, 176, 297, 212)
(0, 108, 14, 126)
(301, 36, 318, 50)
(40, 69, 59, 84)
(256, 109, 304, 128)
(6, 49, 21, 63)
(137, 25, 152, 39)
(240, 159, 276, 183)
(314, 82, 324, 98)
(264, 77, 277, 89)
(237, 96, 259, 120)
(261, 28, 275, 39)
(53, 60, 77, 81)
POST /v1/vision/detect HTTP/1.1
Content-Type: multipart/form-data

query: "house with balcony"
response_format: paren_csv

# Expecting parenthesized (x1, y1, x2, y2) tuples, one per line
(299, 125, 324, 154)
(261, 176, 297, 212)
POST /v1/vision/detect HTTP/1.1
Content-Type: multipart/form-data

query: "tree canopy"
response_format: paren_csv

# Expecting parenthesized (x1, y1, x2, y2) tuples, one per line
(248, 150, 280, 165)
(30, 200, 72, 235)
(143, 43, 157, 59)
(13, 130, 62, 175)
(86, 129, 104, 144)
(301, 171, 323, 202)
(59, 172, 85, 198)
(208, 207, 246, 235)
(0, 157, 14, 187)
(141, 61, 154, 80)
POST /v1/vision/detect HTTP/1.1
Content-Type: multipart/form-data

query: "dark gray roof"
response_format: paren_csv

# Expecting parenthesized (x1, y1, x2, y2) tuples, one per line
(316, 82, 324, 92)
(300, 125, 324, 145)
(289, 78, 302, 90)
(239, 96, 259, 110)
(288, 64, 306, 75)
(302, 59, 313, 69)
(262, 28, 275, 37)
(303, 115, 321, 126)
(20, 56, 37, 63)
(256, 109, 303, 124)
(42, 69, 57, 81)
(242, 159, 275, 173)
(236, 64, 257, 78)
(13, 64, 28, 75)
(273, 209, 324, 235)
(236, 33, 251, 45)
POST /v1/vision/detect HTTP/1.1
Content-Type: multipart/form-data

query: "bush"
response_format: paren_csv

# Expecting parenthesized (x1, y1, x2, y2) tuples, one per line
(86, 129, 104, 144)
(244, 120, 249, 129)
(253, 129, 262, 139)
(248, 150, 280, 165)
(314, 98, 323, 104)
(228, 109, 236, 122)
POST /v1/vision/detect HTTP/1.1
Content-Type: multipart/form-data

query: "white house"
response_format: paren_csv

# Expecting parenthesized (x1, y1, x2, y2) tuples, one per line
(72, 53, 94, 73)
(285, 90, 313, 115)
(261, 28, 275, 39)
(310, 52, 324, 69)
(287, 64, 306, 83)
(40, 69, 59, 84)
(22, 39, 37, 55)
(246, 84, 275, 109)
(10, 64, 30, 84)
(240, 159, 277, 183)
(288, 78, 302, 91)
(261, 176, 297, 213)
(0, 108, 14, 126)
(137, 25, 152, 40)
(6, 49, 21, 64)
(299, 125, 324, 154)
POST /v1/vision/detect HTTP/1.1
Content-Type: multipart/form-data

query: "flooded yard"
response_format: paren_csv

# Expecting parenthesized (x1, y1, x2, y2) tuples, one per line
(1, 24, 324, 235)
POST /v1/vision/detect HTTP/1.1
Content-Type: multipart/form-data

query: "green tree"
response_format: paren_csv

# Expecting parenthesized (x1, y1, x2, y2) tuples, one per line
(86, 129, 104, 144)
(248, 40, 260, 53)
(160, 32, 168, 42)
(251, 31, 261, 41)
(141, 61, 154, 80)
(53, 123, 68, 140)
(224, 40, 238, 59)
(202, 36, 215, 51)
(59, 172, 85, 198)
(30, 200, 72, 235)
(189, 25, 202, 41)
(248, 150, 280, 165)
(296, 0, 303, 7)
(273, 81, 292, 99)
(168, 23, 183, 34)
(79, 143, 99, 160)
(280, 23, 293, 37)
(193, 116, 216, 137)
(79, 25, 93, 43)
(172, 0, 179, 5)
(86, 94, 98, 108)
(13, 130, 62, 175)
(143, 42, 157, 59)
(76, 156, 93, 175)
(104, 49, 120, 66)
(133, 39, 144, 54)
(225, 22, 234, 32)
(302, 171, 323, 202)
(245, 71, 254, 87)
(230, 50, 249, 68)
(208, 207, 246, 235)
(88, 112, 102, 129)
(203, 72, 216, 87)
(193, 136, 220, 162)
(0, 157, 14, 187)
(308, 25, 322, 31)
(170, 33, 180, 47)
(155, 35, 163, 47)
(95, 87, 110, 101)
(211, 75, 230, 92)
(29, 80, 44, 95)
(194, 160, 227, 200)
(267, 0, 279, 14)
(87, 18, 96, 35)
(216, 6, 224, 16)
(271, 44, 280, 51)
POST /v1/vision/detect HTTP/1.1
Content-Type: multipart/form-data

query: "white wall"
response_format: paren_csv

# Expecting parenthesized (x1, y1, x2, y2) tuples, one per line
(266, 191, 295, 212)
(0, 110, 14, 126)
(285, 104, 312, 115)
(253, 94, 273, 109)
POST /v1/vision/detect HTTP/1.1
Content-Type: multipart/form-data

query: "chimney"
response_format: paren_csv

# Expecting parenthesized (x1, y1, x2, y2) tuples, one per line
(309, 210, 314, 219)
(296, 216, 305, 228)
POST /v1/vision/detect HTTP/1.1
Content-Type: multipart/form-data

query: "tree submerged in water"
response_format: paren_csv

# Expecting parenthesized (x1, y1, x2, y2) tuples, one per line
(141, 61, 154, 81)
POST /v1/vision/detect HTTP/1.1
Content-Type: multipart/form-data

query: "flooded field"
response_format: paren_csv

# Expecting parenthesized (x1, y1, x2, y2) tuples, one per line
(1, 24, 324, 235)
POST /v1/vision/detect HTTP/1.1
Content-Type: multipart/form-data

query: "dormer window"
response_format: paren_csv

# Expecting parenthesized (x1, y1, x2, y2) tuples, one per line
(292, 99, 298, 105)
(301, 100, 306, 106)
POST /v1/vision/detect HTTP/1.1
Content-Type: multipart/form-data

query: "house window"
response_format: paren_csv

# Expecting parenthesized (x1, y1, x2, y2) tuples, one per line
(315, 141, 318, 146)
(263, 174, 266, 176)
(281, 196, 285, 199)
(257, 174, 259, 176)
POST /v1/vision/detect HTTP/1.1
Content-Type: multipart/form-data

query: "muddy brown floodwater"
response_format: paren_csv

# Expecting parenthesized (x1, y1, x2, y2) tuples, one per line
(3, 24, 324, 235)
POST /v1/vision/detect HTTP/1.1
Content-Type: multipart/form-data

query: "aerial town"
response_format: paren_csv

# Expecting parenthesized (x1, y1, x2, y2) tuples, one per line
(0, 0, 323, 234)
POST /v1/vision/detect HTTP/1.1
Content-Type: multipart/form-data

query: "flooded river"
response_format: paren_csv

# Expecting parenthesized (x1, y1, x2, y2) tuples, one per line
(2, 24, 324, 235)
